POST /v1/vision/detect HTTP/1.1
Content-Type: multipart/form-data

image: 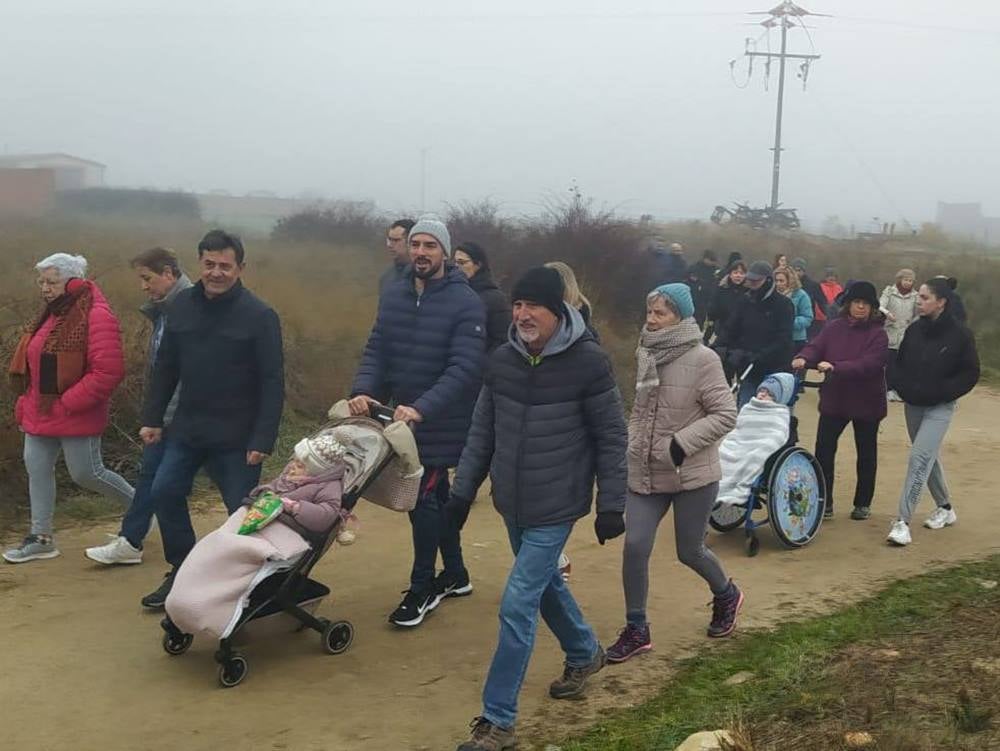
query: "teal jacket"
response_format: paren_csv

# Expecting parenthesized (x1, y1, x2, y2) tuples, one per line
(790, 288, 814, 343)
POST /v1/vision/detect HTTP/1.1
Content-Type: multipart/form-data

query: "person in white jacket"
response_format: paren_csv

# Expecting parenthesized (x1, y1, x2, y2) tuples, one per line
(880, 269, 918, 402)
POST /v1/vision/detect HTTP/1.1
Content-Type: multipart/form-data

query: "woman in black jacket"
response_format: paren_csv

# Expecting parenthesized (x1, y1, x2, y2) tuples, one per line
(887, 277, 980, 547)
(454, 241, 511, 352)
(705, 261, 747, 345)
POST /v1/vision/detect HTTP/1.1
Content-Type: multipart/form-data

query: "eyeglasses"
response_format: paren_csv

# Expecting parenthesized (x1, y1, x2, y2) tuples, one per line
(454, 258, 471, 266)
(385, 236, 406, 246)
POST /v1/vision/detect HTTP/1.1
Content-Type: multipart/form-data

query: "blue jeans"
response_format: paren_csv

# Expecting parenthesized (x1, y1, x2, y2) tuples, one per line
(408, 467, 465, 591)
(481, 520, 599, 729)
(119, 439, 167, 549)
(151, 440, 262, 568)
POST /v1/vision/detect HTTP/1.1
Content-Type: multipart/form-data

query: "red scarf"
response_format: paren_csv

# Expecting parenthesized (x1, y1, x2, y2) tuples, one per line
(8, 280, 92, 411)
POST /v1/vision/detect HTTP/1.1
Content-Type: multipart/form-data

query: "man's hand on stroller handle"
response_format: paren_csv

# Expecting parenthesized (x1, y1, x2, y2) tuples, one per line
(139, 427, 162, 445)
(392, 405, 423, 425)
(347, 395, 380, 415)
(246, 451, 268, 466)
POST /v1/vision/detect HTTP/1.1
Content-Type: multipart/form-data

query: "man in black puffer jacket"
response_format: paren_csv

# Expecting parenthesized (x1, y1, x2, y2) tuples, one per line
(447, 267, 626, 751)
(713, 261, 794, 407)
(349, 215, 486, 629)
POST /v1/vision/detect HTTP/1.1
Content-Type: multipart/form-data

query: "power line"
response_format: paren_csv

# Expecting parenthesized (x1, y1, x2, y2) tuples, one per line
(733, 1, 825, 210)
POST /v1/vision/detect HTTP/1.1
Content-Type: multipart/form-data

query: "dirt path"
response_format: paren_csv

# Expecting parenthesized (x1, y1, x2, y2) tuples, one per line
(3, 388, 1000, 751)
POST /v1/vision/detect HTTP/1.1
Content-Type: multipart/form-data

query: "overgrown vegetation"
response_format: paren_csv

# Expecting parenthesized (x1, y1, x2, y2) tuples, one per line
(1, 201, 998, 527)
(556, 556, 1000, 751)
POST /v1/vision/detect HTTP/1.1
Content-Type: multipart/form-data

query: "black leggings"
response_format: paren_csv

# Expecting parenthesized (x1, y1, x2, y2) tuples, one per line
(814, 415, 880, 510)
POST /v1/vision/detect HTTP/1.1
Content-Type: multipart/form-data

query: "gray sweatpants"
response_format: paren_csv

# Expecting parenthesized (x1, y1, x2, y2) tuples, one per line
(622, 483, 730, 626)
(24, 434, 135, 536)
(897, 402, 954, 523)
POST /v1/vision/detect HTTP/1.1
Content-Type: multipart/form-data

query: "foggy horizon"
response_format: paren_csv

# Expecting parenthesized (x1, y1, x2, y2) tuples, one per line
(5, 1, 999, 230)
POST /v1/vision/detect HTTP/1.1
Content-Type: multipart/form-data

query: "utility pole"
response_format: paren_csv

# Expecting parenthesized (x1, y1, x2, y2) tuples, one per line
(744, 2, 823, 210)
(419, 147, 428, 212)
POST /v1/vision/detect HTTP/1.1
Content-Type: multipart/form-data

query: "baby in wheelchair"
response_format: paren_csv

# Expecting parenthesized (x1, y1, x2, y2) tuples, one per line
(716, 372, 796, 507)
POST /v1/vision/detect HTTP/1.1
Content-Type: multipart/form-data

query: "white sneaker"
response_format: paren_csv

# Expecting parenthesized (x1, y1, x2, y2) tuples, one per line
(887, 520, 912, 546)
(923, 507, 957, 530)
(887, 390, 902, 402)
(558, 553, 571, 582)
(85, 535, 142, 565)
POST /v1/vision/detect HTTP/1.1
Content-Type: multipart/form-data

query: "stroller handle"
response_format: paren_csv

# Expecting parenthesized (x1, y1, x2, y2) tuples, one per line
(368, 403, 396, 424)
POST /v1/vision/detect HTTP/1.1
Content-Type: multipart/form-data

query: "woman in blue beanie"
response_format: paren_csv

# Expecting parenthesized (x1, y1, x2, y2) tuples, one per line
(607, 283, 740, 664)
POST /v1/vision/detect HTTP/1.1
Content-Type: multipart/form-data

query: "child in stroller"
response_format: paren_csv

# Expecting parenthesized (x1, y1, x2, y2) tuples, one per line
(164, 429, 366, 641)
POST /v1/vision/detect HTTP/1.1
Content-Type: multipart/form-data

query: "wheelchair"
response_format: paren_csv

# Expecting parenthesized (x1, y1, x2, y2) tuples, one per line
(709, 371, 827, 556)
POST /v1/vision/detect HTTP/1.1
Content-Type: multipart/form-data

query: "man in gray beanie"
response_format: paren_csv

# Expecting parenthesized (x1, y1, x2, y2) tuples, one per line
(348, 213, 486, 629)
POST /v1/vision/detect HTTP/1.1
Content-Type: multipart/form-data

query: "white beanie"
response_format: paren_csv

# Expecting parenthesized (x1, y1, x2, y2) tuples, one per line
(408, 214, 451, 258)
(294, 433, 346, 476)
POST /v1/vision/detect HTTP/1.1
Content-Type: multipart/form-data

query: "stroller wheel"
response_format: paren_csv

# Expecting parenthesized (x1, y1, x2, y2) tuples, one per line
(322, 620, 354, 655)
(162, 631, 193, 656)
(218, 654, 249, 688)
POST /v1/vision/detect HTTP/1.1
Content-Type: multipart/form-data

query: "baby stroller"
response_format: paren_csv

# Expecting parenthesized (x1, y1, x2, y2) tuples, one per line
(709, 369, 826, 557)
(160, 404, 415, 688)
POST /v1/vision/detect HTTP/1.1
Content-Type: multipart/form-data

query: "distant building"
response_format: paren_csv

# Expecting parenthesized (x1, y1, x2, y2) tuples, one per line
(0, 152, 105, 191)
(936, 202, 1000, 246)
(0, 153, 106, 217)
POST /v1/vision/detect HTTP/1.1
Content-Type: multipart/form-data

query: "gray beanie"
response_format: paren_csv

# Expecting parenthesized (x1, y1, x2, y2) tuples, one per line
(408, 214, 452, 258)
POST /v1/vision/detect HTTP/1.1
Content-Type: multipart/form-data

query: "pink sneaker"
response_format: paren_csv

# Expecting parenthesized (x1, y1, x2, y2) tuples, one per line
(606, 623, 652, 663)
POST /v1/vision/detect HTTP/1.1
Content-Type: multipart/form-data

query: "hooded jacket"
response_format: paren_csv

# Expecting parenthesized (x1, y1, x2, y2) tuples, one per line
(452, 304, 627, 527)
(352, 265, 486, 467)
(139, 273, 192, 427)
(379, 261, 409, 297)
(468, 269, 511, 353)
(714, 277, 794, 376)
(892, 311, 979, 407)
(707, 279, 747, 339)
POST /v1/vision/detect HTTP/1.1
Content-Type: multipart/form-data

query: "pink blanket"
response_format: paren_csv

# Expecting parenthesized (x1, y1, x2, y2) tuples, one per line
(165, 511, 311, 639)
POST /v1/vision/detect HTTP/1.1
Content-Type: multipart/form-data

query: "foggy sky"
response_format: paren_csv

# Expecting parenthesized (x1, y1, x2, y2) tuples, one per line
(4, 0, 999, 229)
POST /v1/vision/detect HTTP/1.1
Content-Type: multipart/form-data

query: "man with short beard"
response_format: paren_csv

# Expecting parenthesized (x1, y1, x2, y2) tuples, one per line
(444, 266, 627, 751)
(348, 215, 486, 628)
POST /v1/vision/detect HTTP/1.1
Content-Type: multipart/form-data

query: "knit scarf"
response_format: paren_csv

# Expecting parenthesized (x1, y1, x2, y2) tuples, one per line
(634, 319, 703, 413)
(8, 282, 93, 411)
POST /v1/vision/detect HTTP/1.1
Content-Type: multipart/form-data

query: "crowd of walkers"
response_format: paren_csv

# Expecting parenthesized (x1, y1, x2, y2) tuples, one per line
(2, 223, 982, 751)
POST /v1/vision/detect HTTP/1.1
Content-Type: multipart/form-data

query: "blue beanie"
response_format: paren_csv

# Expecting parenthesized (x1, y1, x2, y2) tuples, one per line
(652, 283, 695, 320)
(758, 373, 796, 405)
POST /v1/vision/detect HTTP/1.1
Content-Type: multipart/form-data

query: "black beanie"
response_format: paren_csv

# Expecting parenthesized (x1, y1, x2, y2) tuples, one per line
(511, 267, 565, 318)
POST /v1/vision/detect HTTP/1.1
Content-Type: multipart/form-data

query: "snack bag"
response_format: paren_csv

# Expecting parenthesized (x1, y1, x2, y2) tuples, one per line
(238, 492, 284, 535)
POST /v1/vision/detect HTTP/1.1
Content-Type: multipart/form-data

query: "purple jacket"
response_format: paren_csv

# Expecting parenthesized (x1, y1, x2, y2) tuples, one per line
(246, 464, 345, 535)
(797, 317, 889, 422)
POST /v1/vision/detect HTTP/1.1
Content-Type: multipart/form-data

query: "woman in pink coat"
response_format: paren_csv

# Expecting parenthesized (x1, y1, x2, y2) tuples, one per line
(4, 253, 134, 564)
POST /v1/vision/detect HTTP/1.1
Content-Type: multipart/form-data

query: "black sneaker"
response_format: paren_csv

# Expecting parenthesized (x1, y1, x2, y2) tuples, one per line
(389, 588, 442, 627)
(435, 570, 474, 599)
(824, 505, 834, 520)
(850, 506, 871, 521)
(141, 570, 177, 610)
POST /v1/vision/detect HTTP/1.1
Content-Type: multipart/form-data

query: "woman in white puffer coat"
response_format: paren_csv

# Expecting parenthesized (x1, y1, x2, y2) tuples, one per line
(879, 268, 918, 402)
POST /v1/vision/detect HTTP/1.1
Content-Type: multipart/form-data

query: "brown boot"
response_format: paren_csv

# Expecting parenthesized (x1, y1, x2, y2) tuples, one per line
(549, 645, 606, 699)
(456, 717, 516, 751)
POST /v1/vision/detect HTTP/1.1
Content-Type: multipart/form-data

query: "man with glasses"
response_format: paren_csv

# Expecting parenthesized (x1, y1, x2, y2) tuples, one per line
(380, 218, 415, 296)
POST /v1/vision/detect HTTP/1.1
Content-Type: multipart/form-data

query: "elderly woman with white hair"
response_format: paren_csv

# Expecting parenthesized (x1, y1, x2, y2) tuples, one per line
(4, 253, 134, 564)
(606, 283, 740, 666)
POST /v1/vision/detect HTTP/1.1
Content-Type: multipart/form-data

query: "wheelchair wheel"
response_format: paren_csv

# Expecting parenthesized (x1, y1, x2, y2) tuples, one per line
(765, 447, 825, 548)
(709, 502, 746, 533)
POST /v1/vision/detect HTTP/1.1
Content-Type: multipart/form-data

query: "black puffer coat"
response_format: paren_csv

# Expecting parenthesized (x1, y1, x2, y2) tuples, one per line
(892, 311, 979, 406)
(452, 304, 627, 527)
(468, 269, 511, 353)
(714, 277, 794, 376)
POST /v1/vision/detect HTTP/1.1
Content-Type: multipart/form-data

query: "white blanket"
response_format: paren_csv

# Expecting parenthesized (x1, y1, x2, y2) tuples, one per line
(716, 398, 790, 506)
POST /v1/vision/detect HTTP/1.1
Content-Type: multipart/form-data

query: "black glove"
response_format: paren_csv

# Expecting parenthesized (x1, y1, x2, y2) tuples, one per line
(669, 439, 687, 467)
(442, 493, 473, 531)
(594, 511, 625, 545)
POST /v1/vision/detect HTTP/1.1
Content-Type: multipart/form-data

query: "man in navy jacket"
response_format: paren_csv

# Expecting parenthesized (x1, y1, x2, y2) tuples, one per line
(349, 215, 486, 628)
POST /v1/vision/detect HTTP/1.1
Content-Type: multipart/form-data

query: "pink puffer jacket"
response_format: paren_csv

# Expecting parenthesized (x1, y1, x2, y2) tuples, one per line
(15, 282, 125, 437)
